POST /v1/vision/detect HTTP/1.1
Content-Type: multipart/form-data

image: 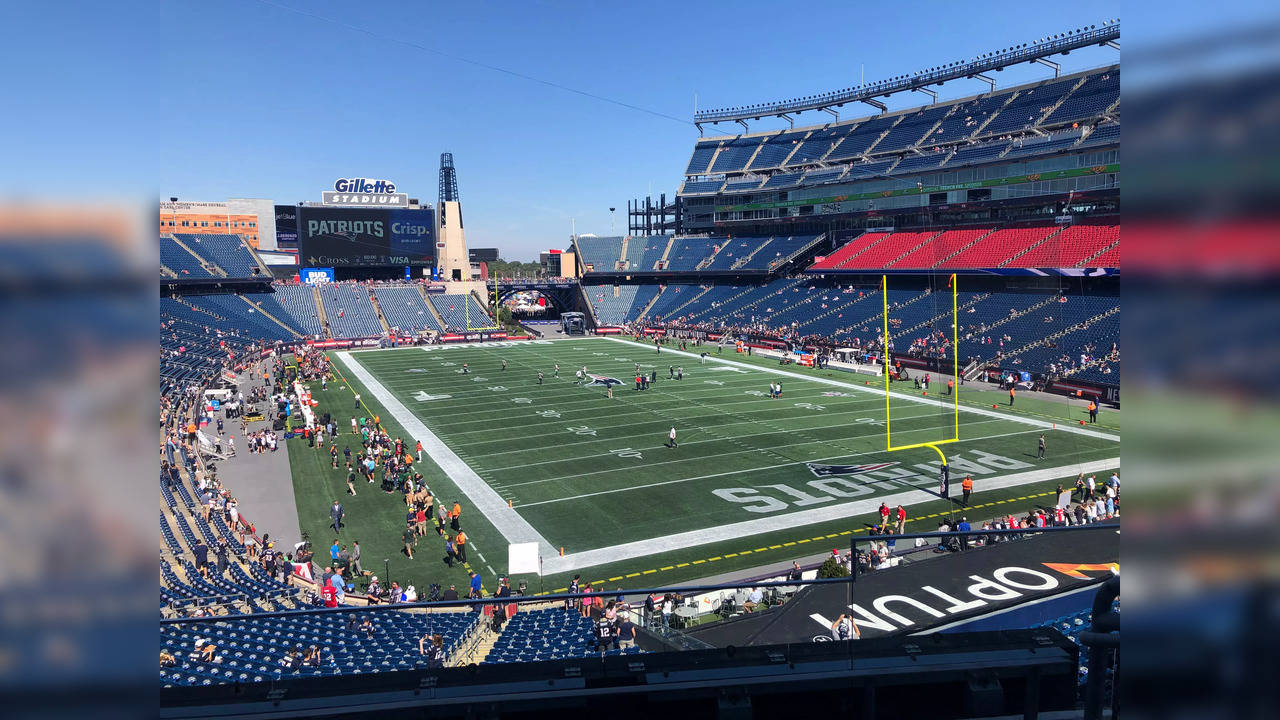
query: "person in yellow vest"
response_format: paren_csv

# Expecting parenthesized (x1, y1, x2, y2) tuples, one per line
(1087, 401, 1098, 424)
(946, 379, 954, 396)
(450, 501, 462, 531)
(1008, 386, 1015, 406)
(961, 476, 974, 506)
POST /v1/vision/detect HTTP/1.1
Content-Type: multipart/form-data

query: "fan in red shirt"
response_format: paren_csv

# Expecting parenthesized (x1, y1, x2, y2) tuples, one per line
(878, 502, 890, 529)
(895, 505, 907, 533)
(321, 584, 338, 608)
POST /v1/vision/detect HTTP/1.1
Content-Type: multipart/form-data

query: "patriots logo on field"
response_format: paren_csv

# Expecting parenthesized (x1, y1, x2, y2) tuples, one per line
(585, 374, 623, 388)
(806, 462, 897, 478)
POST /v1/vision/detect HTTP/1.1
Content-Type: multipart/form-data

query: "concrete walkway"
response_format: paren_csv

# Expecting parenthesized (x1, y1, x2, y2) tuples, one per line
(212, 362, 303, 552)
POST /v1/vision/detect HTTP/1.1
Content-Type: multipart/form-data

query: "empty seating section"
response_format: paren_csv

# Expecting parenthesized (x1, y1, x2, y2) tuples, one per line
(184, 294, 297, 341)
(662, 236, 717, 271)
(1009, 225, 1118, 267)
(799, 167, 847, 186)
(888, 229, 992, 268)
(785, 125, 851, 165)
(249, 286, 323, 336)
(685, 142, 718, 174)
(940, 227, 1060, 268)
(704, 237, 759, 270)
(483, 609, 642, 664)
(941, 140, 1009, 169)
(889, 151, 948, 175)
(372, 286, 444, 333)
(1089, 242, 1119, 267)
(979, 77, 1081, 137)
(874, 105, 954, 154)
(1078, 122, 1119, 148)
(318, 284, 382, 338)
(762, 171, 805, 189)
(644, 284, 710, 322)
(710, 137, 765, 173)
(430, 294, 493, 331)
(1002, 130, 1084, 161)
(723, 177, 763, 192)
(1043, 71, 1119, 126)
(835, 231, 940, 269)
(809, 232, 889, 270)
(585, 285, 642, 325)
(636, 236, 670, 270)
(574, 236, 624, 272)
(162, 236, 213, 277)
(826, 115, 900, 160)
(840, 159, 896, 180)
(755, 235, 820, 270)
(160, 610, 481, 685)
(681, 179, 724, 194)
(174, 234, 261, 278)
(1012, 307, 1118, 381)
(747, 131, 807, 170)
(922, 93, 1011, 146)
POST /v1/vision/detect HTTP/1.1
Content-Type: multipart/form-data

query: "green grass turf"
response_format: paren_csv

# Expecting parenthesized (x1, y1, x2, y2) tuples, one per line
(288, 337, 1119, 594)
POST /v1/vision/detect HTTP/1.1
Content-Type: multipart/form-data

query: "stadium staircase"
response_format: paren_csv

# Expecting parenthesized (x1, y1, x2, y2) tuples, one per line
(767, 232, 827, 272)
(367, 291, 393, 334)
(646, 285, 714, 324)
(1082, 238, 1120, 266)
(616, 236, 630, 270)
(707, 278, 805, 324)
(802, 288, 879, 327)
(417, 285, 449, 329)
(655, 236, 677, 270)
(169, 234, 225, 278)
(236, 295, 304, 339)
(927, 228, 999, 268)
(880, 230, 946, 268)
(729, 236, 774, 270)
(995, 305, 1119, 364)
(1036, 75, 1091, 127)
(630, 286, 666, 324)
(778, 130, 809, 166)
(998, 226, 1068, 267)
(892, 291, 992, 340)
(695, 241, 731, 270)
(856, 114, 903, 158)
(312, 285, 330, 338)
(968, 90, 1022, 142)
(162, 266, 178, 279)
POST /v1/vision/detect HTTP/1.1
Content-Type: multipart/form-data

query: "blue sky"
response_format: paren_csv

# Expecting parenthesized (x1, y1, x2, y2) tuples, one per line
(4, 2, 1255, 260)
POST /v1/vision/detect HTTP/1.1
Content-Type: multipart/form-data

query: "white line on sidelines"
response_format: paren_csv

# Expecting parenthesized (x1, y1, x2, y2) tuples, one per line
(538, 457, 1119, 575)
(604, 337, 1120, 442)
(334, 351, 557, 559)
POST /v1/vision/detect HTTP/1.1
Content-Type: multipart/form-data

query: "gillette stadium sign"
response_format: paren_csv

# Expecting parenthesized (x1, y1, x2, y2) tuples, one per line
(322, 178, 409, 207)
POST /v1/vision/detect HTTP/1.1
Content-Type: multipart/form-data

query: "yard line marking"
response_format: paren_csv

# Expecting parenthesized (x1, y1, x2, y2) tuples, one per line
(605, 336, 1119, 442)
(537, 457, 1118, 575)
(334, 351, 556, 558)
(514, 426, 1042, 505)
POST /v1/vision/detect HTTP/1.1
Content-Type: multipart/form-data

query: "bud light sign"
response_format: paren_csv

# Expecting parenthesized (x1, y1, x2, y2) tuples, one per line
(301, 267, 335, 284)
(322, 177, 408, 207)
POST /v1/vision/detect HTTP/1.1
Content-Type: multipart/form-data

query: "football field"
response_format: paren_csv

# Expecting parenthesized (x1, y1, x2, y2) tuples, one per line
(290, 336, 1119, 595)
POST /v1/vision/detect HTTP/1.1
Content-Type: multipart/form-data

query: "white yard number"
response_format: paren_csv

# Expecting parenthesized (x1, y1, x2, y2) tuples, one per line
(487, 386, 508, 392)
(512, 398, 533, 404)
(471, 377, 488, 382)
(614, 358, 630, 363)
(592, 352, 607, 356)
(440, 361, 456, 366)
(535, 410, 561, 419)
(854, 417, 884, 426)
(744, 390, 767, 396)
(566, 426, 597, 436)
(794, 402, 826, 411)
(704, 380, 725, 386)
(610, 448, 643, 459)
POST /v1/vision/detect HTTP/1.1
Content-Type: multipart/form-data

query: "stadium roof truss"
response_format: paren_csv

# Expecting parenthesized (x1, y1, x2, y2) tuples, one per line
(693, 21, 1120, 133)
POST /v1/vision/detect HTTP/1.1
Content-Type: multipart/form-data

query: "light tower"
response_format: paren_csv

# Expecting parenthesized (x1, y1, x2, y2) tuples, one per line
(435, 153, 470, 283)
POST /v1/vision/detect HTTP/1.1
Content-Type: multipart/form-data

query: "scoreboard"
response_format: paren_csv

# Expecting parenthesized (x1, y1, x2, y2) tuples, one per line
(297, 206, 435, 267)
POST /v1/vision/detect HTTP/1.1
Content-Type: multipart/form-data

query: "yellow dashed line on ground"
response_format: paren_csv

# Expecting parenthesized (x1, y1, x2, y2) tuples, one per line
(769, 544, 783, 549)
(692, 559, 706, 565)
(659, 566, 674, 571)
(708, 556, 722, 562)
(724, 553, 738, 558)
(754, 547, 768, 552)
(625, 572, 641, 578)
(608, 576, 623, 582)
(642, 569, 656, 575)
(676, 562, 689, 568)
